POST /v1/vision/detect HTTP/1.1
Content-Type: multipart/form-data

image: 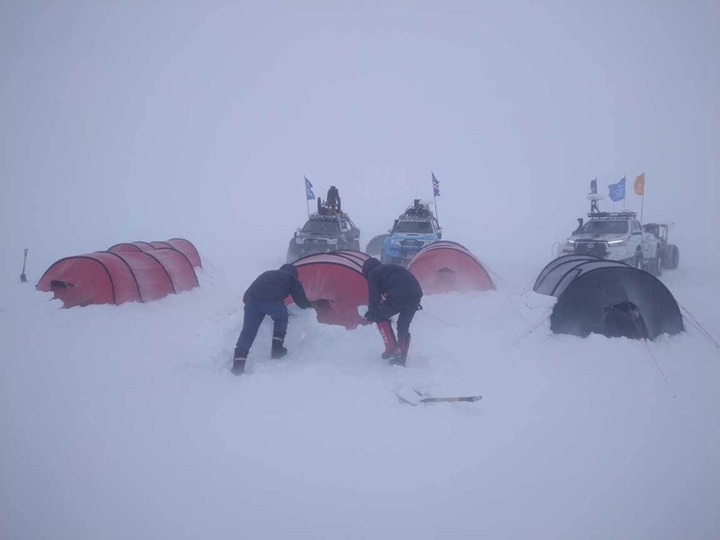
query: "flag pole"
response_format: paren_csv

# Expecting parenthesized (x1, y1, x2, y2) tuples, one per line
(623, 173, 626, 211)
(432, 172, 439, 221)
(640, 189, 645, 223)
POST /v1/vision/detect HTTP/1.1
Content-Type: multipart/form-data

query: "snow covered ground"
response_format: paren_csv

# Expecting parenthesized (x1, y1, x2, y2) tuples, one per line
(2, 252, 718, 540)
(2, 3, 718, 538)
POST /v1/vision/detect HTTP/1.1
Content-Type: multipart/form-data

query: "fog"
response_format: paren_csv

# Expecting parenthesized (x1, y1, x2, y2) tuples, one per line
(1, 2, 717, 277)
(1, 4, 719, 538)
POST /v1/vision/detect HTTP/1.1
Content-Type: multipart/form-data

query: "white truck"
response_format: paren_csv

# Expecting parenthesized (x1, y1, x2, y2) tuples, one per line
(561, 211, 663, 276)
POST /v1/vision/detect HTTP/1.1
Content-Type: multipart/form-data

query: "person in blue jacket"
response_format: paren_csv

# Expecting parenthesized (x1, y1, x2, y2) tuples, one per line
(362, 257, 423, 366)
(232, 264, 312, 375)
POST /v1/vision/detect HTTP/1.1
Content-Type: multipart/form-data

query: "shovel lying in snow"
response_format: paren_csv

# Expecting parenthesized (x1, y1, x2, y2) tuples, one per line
(396, 387, 482, 406)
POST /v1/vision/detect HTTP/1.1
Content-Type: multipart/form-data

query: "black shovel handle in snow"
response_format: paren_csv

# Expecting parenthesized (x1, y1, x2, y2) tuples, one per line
(20, 248, 28, 283)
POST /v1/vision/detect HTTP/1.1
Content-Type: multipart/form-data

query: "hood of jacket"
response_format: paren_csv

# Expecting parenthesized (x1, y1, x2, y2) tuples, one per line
(279, 263, 299, 278)
(362, 257, 382, 278)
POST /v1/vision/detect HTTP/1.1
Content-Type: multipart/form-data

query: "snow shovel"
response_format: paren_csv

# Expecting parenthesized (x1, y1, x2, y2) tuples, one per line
(20, 249, 28, 283)
(396, 387, 482, 406)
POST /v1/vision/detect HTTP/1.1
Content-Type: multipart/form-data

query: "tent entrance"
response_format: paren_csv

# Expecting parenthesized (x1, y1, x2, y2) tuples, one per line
(602, 301, 649, 340)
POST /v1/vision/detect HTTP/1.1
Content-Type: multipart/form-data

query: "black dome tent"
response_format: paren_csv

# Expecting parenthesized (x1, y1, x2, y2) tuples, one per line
(533, 255, 684, 340)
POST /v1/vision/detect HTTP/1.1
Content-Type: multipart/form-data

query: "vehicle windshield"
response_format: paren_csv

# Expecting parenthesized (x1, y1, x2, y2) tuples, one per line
(302, 220, 340, 234)
(394, 221, 433, 233)
(579, 220, 628, 235)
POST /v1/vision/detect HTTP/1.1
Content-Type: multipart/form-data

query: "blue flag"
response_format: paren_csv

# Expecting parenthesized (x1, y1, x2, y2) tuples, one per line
(304, 176, 315, 200)
(432, 172, 440, 197)
(608, 177, 626, 202)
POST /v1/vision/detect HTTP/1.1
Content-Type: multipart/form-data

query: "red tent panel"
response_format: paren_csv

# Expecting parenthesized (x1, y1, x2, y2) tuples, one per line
(132, 241, 156, 252)
(293, 252, 364, 273)
(150, 241, 173, 250)
(290, 258, 370, 329)
(36, 253, 142, 308)
(149, 248, 199, 292)
(167, 238, 202, 268)
(408, 243, 495, 294)
(109, 251, 175, 302)
(108, 243, 143, 254)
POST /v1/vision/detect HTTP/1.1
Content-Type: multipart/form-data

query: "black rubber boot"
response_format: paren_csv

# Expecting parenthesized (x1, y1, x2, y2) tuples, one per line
(231, 348, 248, 376)
(271, 331, 288, 359)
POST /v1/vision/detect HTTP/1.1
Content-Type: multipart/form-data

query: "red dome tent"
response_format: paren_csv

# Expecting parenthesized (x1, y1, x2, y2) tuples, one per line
(288, 252, 371, 329)
(37, 238, 201, 308)
(407, 241, 495, 294)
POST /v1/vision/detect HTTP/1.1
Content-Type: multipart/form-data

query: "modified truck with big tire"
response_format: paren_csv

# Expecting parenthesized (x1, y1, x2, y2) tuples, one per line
(561, 211, 664, 276)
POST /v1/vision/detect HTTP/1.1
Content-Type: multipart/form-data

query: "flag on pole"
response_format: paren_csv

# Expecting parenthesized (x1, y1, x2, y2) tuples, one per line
(304, 176, 315, 200)
(432, 172, 440, 197)
(590, 178, 597, 194)
(608, 177, 626, 202)
(634, 173, 645, 195)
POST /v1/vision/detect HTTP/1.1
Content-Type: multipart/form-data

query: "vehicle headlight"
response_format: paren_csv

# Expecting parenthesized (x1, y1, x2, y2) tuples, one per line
(328, 238, 338, 244)
(607, 239, 625, 246)
(566, 239, 576, 245)
(295, 237, 304, 244)
(390, 239, 401, 246)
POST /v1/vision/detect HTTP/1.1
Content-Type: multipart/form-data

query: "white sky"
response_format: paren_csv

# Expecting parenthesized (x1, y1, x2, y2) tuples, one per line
(1, 1, 718, 274)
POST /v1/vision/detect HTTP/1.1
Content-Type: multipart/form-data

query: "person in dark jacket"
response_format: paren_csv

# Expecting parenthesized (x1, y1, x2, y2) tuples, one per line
(362, 257, 423, 366)
(232, 264, 312, 375)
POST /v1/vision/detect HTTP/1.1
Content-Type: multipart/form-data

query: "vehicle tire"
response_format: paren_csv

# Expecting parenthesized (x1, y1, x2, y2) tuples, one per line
(634, 249, 643, 270)
(652, 255, 663, 277)
(667, 244, 680, 270)
(661, 246, 672, 269)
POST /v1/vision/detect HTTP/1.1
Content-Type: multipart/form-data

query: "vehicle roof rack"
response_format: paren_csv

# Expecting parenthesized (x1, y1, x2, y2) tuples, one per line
(587, 211, 637, 219)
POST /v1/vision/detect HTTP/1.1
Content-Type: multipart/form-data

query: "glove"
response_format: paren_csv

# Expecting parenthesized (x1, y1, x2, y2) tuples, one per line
(364, 310, 377, 322)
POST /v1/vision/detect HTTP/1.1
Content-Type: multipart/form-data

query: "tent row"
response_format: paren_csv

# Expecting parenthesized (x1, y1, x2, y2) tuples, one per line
(286, 243, 495, 329)
(36, 238, 201, 308)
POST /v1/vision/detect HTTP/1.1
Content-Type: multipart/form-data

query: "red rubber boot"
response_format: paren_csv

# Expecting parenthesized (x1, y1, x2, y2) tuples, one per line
(377, 320, 400, 359)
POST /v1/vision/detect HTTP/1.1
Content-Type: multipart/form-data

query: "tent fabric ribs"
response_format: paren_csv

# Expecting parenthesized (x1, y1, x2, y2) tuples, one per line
(533, 255, 684, 340)
(36, 238, 202, 308)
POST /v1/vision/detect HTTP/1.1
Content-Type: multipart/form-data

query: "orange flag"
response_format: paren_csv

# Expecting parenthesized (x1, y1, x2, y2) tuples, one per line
(634, 173, 645, 195)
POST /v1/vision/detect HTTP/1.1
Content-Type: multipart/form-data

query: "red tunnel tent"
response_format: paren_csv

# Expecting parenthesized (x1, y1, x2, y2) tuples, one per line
(166, 238, 202, 268)
(289, 252, 370, 329)
(37, 238, 201, 308)
(408, 241, 495, 294)
(108, 238, 201, 268)
(37, 253, 143, 307)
